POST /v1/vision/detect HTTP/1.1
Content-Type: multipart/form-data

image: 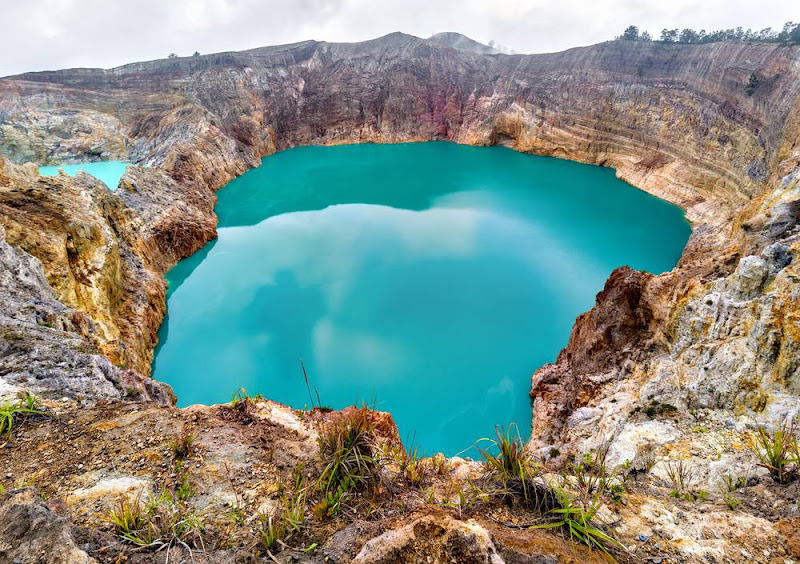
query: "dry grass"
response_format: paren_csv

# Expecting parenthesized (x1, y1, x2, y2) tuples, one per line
(478, 424, 557, 513)
(664, 460, 694, 497)
(315, 406, 379, 519)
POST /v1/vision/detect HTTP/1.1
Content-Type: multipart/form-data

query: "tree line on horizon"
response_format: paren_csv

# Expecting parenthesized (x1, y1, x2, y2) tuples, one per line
(616, 21, 800, 45)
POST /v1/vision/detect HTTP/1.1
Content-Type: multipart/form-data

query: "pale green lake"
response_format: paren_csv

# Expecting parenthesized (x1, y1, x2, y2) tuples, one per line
(39, 161, 131, 190)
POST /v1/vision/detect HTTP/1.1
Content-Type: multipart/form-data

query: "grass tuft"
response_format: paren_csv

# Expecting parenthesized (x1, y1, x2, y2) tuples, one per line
(719, 487, 741, 510)
(169, 432, 194, 460)
(532, 488, 623, 561)
(317, 406, 378, 494)
(314, 406, 379, 519)
(663, 460, 694, 498)
(571, 446, 620, 503)
(0, 393, 49, 436)
(258, 513, 283, 552)
(398, 445, 428, 488)
(258, 472, 308, 554)
(478, 424, 556, 512)
(719, 473, 746, 493)
(107, 491, 203, 551)
(745, 422, 798, 484)
(108, 495, 147, 540)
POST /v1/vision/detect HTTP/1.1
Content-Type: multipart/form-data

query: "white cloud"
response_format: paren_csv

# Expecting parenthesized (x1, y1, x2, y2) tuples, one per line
(0, 0, 795, 76)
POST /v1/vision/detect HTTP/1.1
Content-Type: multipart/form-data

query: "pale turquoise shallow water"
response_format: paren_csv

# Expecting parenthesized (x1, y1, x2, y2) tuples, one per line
(153, 143, 690, 455)
(39, 161, 131, 190)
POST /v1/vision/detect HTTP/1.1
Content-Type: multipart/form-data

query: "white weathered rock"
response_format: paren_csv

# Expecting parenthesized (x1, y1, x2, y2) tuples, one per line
(67, 475, 151, 505)
(734, 256, 769, 299)
(353, 514, 505, 564)
(607, 420, 681, 468)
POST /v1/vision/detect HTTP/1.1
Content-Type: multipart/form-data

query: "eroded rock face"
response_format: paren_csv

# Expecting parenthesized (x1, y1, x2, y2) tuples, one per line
(0, 488, 95, 564)
(0, 223, 172, 402)
(529, 142, 800, 494)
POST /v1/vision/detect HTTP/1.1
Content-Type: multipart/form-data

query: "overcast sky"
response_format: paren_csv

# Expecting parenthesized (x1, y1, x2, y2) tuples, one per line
(1, 0, 795, 77)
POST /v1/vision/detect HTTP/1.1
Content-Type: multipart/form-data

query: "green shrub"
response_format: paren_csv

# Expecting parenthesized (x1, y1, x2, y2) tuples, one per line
(746, 73, 760, 96)
(643, 401, 677, 418)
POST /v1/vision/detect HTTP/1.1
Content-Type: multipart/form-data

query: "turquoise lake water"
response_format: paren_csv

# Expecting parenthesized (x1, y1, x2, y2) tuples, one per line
(39, 161, 131, 190)
(153, 143, 690, 455)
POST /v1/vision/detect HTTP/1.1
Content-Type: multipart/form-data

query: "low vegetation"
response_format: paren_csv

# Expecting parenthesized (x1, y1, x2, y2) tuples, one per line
(108, 491, 204, 553)
(744, 422, 798, 484)
(108, 495, 147, 540)
(631, 399, 677, 419)
(0, 393, 49, 435)
(93, 394, 800, 563)
(230, 387, 263, 409)
(571, 446, 622, 503)
(533, 488, 624, 560)
(478, 424, 555, 511)
(106, 401, 630, 561)
(169, 432, 194, 460)
(717, 472, 745, 509)
(397, 445, 427, 488)
(314, 406, 379, 519)
(477, 426, 624, 560)
(258, 478, 308, 554)
(220, 387, 264, 424)
(663, 460, 695, 500)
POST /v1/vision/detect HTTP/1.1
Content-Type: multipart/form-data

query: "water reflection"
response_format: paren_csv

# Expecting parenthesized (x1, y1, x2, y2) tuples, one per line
(246, 270, 326, 383)
(159, 203, 611, 453)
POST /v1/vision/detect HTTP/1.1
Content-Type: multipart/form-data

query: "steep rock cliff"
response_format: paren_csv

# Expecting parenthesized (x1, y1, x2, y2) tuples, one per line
(1, 36, 797, 385)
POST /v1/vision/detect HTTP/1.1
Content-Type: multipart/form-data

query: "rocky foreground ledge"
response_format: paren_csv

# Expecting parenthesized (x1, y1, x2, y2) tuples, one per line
(0, 33, 799, 562)
(0, 396, 797, 564)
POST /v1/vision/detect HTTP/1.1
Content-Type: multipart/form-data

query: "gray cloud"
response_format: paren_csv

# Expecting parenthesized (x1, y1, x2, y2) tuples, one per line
(0, 0, 795, 76)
